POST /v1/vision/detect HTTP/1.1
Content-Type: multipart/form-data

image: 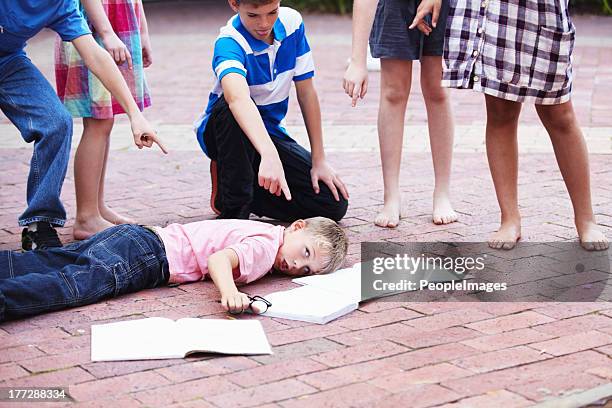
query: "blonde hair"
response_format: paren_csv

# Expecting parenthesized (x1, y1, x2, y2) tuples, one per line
(303, 217, 348, 275)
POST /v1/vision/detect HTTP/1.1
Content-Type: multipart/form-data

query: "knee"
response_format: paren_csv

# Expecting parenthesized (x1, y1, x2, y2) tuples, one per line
(381, 86, 410, 106)
(539, 105, 577, 133)
(84, 118, 114, 136)
(487, 100, 521, 126)
(422, 84, 448, 105)
(38, 108, 73, 148)
(50, 108, 73, 139)
(324, 197, 348, 222)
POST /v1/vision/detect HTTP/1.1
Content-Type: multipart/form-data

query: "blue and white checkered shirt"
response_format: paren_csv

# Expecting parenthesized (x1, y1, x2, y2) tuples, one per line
(194, 7, 315, 156)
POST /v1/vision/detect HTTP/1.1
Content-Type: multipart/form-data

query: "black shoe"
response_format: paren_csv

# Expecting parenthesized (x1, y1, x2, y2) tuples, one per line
(21, 222, 63, 250)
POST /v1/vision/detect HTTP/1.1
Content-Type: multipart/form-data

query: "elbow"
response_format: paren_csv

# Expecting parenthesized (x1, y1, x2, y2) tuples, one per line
(224, 92, 249, 108)
(82, 46, 108, 72)
(207, 253, 219, 273)
(297, 87, 316, 104)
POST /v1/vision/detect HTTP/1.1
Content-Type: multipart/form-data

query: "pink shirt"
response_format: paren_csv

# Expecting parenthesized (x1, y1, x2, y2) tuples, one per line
(153, 220, 285, 285)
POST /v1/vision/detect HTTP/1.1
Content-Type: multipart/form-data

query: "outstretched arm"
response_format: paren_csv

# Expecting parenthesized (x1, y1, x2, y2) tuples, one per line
(207, 248, 251, 314)
(221, 73, 291, 200)
(343, 0, 378, 107)
(296, 78, 349, 201)
(71, 34, 167, 153)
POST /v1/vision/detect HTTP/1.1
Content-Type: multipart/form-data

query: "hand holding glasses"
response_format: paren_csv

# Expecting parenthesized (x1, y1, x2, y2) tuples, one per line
(219, 293, 272, 315)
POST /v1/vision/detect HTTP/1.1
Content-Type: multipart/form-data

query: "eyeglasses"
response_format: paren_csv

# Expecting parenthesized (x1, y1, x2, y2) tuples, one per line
(229, 295, 272, 315)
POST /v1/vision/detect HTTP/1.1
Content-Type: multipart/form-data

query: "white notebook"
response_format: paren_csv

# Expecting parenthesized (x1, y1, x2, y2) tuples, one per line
(293, 262, 462, 302)
(261, 285, 358, 325)
(91, 317, 272, 362)
(292, 263, 362, 302)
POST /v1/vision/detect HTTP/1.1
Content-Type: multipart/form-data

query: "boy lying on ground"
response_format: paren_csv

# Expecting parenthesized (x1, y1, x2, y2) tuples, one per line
(0, 217, 348, 322)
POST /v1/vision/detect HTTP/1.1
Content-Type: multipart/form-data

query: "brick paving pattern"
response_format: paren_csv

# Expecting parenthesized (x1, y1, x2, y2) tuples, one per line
(0, 2, 611, 407)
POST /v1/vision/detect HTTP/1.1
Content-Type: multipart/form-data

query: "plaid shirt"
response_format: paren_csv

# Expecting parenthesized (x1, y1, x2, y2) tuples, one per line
(442, 0, 575, 105)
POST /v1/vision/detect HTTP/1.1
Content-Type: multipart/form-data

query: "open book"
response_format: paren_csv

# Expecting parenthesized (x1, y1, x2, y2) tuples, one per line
(276, 261, 464, 324)
(91, 318, 272, 361)
(259, 263, 361, 325)
(292, 262, 362, 302)
(261, 284, 358, 325)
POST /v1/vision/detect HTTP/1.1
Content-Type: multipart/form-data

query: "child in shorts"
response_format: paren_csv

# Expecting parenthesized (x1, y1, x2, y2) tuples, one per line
(344, 0, 457, 228)
(411, 0, 608, 250)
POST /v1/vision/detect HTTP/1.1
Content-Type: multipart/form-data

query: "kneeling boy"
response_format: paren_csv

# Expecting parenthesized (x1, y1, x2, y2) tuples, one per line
(195, 0, 349, 221)
(0, 217, 348, 321)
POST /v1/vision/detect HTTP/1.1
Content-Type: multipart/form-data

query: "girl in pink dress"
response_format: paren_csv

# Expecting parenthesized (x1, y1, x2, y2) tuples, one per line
(55, 0, 154, 240)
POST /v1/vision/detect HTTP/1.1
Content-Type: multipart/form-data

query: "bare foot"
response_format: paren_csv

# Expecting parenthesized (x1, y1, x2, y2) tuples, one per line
(432, 192, 458, 225)
(577, 221, 609, 251)
(100, 205, 136, 225)
(375, 197, 401, 228)
(73, 216, 114, 240)
(488, 221, 521, 250)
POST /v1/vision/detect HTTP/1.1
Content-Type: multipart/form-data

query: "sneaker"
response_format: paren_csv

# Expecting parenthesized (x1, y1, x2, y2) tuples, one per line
(21, 222, 63, 250)
(210, 160, 222, 215)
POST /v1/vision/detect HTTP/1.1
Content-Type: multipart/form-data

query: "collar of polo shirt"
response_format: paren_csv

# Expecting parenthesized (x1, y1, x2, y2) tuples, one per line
(232, 13, 287, 52)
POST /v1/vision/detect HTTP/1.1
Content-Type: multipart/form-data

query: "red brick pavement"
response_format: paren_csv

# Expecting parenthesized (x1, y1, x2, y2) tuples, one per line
(0, 148, 611, 407)
(1, 2, 612, 407)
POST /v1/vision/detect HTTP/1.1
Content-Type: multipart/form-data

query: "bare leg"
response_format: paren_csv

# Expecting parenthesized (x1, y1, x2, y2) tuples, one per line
(375, 58, 412, 228)
(98, 134, 136, 225)
(420, 56, 457, 225)
(535, 101, 608, 251)
(485, 95, 523, 249)
(73, 118, 114, 240)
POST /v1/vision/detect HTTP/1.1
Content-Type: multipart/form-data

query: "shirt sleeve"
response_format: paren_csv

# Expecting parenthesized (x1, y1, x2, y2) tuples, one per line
(213, 37, 248, 81)
(49, 1, 91, 41)
(293, 22, 315, 82)
(227, 236, 277, 284)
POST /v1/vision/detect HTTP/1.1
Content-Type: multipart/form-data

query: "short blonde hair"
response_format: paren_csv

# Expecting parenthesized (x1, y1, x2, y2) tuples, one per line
(303, 217, 348, 275)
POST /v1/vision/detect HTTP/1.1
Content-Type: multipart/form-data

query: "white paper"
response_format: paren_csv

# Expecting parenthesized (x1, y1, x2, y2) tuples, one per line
(177, 319, 272, 355)
(293, 263, 362, 302)
(262, 285, 358, 324)
(91, 318, 272, 362)
(293, 262, 462, 302)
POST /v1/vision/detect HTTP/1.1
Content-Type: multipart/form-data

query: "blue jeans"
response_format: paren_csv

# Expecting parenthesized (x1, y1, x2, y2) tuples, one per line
(0, 55, 73, 227)
(0, 225, 169, 321)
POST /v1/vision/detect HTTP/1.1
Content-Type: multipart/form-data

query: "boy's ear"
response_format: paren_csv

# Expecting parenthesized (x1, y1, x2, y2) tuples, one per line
(290, 219, 306, 231)
(228, 0, 239, 13)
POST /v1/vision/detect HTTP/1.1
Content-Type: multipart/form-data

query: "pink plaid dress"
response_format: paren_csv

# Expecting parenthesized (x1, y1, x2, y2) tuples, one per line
(55, 0, 151, 118)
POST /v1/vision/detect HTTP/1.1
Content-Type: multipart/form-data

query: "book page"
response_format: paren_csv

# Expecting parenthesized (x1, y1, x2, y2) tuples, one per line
(176, 319, 272, 355)
(91, 317, 179, 361)
(262, 285, 358, 324)
(293, 263, 362, 302)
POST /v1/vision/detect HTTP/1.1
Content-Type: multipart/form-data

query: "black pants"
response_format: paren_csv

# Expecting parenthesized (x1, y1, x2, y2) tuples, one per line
(204, 96, 348, 222)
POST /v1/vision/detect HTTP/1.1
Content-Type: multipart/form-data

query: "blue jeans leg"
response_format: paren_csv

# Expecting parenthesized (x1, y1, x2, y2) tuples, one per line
(0, 55, 72, 227)
(0, 225, 168, 321)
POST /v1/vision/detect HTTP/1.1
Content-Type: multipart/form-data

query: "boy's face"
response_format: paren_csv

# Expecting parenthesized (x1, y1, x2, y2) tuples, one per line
(228, 0, 281, 43)
(274, 220, 327, 277)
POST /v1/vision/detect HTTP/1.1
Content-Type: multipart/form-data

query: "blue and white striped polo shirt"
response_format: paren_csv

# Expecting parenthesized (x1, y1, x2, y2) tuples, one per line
(194, 7, 315, 157)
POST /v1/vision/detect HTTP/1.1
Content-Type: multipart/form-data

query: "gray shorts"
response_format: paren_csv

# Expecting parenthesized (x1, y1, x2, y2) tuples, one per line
(369, 0, 450, 60)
